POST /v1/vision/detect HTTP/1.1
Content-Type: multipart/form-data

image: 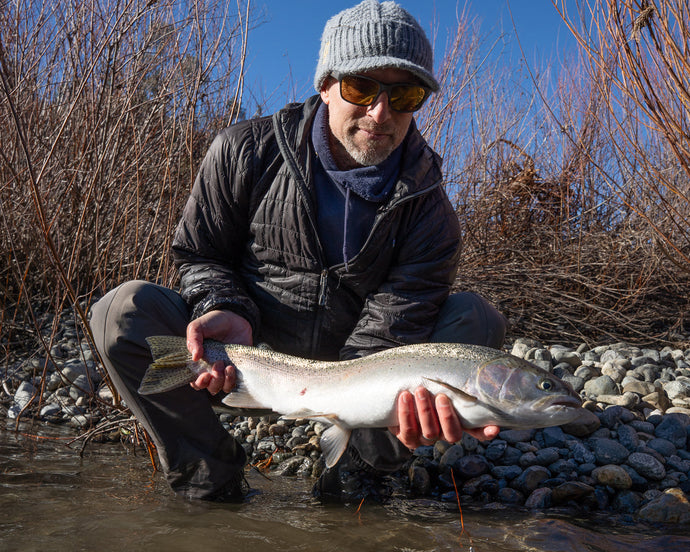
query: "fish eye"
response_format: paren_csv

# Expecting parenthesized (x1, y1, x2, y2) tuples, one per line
(539, 379, 554, 391)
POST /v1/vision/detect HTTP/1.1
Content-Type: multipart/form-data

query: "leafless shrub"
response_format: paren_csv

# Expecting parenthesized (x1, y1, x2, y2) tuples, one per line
(0, 0, 252, 377)
(419, 3, 689, 347)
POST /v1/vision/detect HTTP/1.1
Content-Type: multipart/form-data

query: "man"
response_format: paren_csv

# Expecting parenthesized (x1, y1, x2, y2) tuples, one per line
(90, 0, 507, 502)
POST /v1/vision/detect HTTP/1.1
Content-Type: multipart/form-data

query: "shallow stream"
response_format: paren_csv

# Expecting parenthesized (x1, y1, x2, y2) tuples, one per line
(2, 426, 690, 551)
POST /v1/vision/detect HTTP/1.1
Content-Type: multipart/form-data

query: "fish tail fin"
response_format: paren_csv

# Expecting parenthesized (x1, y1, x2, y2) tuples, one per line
(138, 336, 196, 395)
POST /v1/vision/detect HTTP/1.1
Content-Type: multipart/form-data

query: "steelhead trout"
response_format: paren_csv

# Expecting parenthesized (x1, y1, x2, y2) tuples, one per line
(138, 336, 583, 468)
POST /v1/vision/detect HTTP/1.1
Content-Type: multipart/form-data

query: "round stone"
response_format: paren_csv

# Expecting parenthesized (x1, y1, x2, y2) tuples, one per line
(592, 465, 633, 490)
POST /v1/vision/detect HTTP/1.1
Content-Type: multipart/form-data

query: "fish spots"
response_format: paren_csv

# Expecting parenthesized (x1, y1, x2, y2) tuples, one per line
(300, 387, 307, 395)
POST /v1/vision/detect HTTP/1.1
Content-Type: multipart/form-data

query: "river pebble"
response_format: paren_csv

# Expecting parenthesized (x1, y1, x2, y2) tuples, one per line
(4, 313, 690, 524)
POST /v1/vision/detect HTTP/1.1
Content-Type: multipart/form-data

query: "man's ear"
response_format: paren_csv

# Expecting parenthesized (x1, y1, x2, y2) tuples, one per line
(320, 76, 337, 104)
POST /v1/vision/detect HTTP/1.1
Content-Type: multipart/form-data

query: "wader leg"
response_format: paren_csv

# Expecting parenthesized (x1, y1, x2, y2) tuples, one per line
(89, 280, 246, 500)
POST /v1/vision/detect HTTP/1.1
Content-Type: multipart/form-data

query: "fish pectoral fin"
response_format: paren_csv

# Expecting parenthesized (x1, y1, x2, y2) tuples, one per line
(319, 423, 352, 469)
(221, 384, 271, 410)
(423, 377, 478, 403)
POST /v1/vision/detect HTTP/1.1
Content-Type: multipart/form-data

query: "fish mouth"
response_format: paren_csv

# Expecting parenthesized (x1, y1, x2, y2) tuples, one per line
(546, 395, 582, 409)
(532, 394, 582, 411)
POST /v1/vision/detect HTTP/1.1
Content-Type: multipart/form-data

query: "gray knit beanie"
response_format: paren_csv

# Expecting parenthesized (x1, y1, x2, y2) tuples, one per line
(314, 0, 439, 93)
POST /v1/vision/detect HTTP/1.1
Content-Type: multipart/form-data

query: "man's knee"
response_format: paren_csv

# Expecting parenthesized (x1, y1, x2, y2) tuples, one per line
(89, 280, 187, 357)
(432, 292, 508, 348)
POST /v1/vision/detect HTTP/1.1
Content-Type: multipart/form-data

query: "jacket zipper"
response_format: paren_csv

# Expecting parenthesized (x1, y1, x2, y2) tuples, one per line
(310, 268, 329, 357)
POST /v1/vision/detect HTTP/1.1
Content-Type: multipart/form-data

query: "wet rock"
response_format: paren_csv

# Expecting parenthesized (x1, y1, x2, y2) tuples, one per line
(637, 488, 690, 524)
(39, 403, 62, 422)
(484, 439, 507, 461)
(551, 481, 594, 504)
(598, 405, 632, 429)
(591, 438, 630, 465)
(562, 409, 600, 437)
(269, 423, 288, 437)
(462, 474, 497, 497)
(439, 444, 464, 469)
(616, 424, 640, 451)
(626, 452, 666, 481)
(274, 456, 306, 476)
(541, 426, 567, 448)
(13, 381, 37, 410)
(497, 487, 524, 505)
(534, 447, 561, 467)
(499, 429, 535, 444)
(584, 375, 619, 398)
(501, 446, 523, 466)
(525, 487, 553, 509)
(591, 465, 632, 490)
(647, 437, 678, 458)
(408, 465, 431, 495)
(613, 490, 644, 513)
(655, 416, 688, 449)
(567, 440, 596, 464)
(455, 455, 490, 479)
(491, 465, 522, 481)
(512, 466, 550, 494)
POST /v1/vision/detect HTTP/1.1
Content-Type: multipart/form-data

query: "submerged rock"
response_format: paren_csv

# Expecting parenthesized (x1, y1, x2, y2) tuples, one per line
(638, 488, 690, 524)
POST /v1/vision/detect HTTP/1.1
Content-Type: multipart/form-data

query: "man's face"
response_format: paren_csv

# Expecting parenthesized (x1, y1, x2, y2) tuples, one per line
(320, 68, 416, 170)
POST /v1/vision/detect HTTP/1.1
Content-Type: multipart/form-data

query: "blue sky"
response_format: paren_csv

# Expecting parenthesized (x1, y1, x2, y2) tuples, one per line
(242, 1, 578, 112)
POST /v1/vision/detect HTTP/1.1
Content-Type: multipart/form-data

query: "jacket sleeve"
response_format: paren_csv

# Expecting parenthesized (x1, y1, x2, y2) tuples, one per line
(171, 125, 261, 332)
(340, 189, 461, 360)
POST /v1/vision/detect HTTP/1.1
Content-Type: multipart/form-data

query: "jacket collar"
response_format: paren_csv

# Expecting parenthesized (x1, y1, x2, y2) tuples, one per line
(273, 95, 443, 199)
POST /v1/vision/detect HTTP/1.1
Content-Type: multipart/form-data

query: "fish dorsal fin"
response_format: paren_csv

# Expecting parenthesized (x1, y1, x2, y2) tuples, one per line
(423, 377, 478, 403)
(319, 423, 352, 469)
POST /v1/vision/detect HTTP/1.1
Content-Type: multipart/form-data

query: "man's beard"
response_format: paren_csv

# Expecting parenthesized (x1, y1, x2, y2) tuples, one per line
(339, 124, 398, 167)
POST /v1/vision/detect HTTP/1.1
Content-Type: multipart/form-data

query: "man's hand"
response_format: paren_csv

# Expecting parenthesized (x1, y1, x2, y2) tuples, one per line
(389, 387, 500, 449)
(186, 310, 253, 395)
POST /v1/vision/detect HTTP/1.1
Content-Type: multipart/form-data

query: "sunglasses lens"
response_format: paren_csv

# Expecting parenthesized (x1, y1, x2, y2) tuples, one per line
(389, 85, 428, 112)
(340, 75, 380, 106)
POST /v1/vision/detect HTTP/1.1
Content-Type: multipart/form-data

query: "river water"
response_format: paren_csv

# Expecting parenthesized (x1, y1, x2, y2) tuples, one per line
(2, 426, 690, 552)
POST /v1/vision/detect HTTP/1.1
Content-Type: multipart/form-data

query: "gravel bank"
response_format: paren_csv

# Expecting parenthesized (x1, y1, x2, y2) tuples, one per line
(2, 310, 690, 523)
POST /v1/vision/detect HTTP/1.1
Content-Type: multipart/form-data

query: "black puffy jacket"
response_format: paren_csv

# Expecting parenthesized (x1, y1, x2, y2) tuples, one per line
(172, 95, 461, 361)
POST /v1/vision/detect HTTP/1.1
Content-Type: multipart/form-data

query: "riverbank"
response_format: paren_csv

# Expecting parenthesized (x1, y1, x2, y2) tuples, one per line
(2, 311, 690, 523)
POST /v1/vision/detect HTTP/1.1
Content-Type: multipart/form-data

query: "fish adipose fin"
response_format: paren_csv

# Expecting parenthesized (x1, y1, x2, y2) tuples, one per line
(138, 336, 195, 395)
(423, 377, 478, 402)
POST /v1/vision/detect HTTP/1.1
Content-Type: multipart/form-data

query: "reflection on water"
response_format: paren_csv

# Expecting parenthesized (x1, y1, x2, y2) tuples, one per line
(2, 426, 690, 552)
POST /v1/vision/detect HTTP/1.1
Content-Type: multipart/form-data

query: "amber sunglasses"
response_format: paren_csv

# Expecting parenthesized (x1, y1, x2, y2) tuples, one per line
(334, 72, 431, 113)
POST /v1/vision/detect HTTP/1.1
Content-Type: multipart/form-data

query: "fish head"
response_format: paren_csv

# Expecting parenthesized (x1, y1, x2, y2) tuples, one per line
(473, 354, 584, 428)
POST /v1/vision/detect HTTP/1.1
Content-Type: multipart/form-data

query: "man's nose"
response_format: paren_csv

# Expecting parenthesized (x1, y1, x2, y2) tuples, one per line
(366, 92, 392, 123)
